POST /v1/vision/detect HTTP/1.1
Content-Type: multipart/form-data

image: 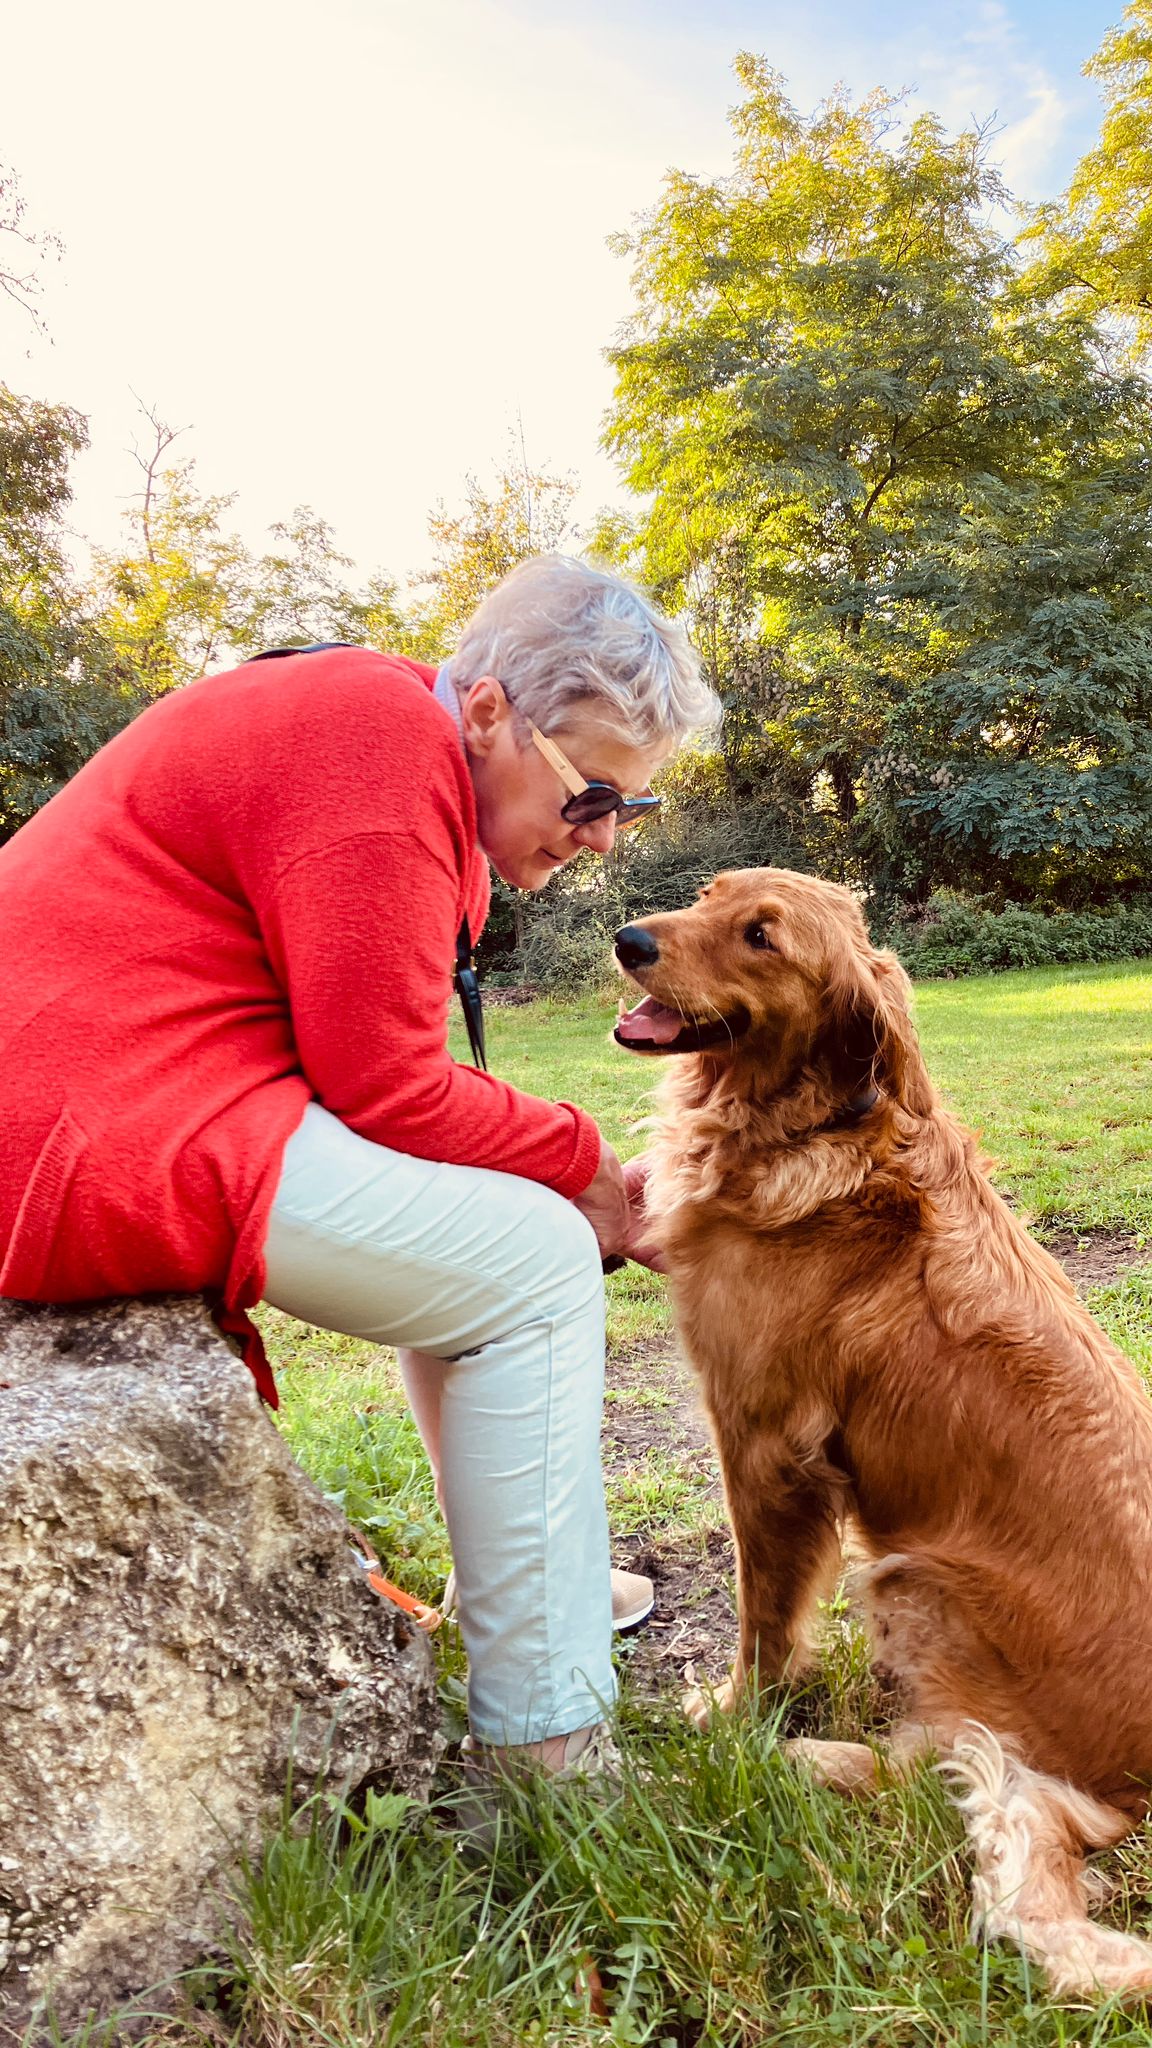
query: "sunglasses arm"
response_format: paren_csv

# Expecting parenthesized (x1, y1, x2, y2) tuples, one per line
(529, 726, 589, 798)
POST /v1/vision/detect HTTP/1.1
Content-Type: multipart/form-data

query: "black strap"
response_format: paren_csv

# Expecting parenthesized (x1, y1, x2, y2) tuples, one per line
(248, 641, 487, 1073)
(454, 918, 487, 1072)
(247, 641, 356, 660)
(826, 1084, 880, 1131)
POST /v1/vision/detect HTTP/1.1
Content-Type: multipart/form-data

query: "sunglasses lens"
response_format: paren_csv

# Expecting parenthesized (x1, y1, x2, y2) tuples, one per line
(561, 788, 621, 825)
(561, 787, 663, 828)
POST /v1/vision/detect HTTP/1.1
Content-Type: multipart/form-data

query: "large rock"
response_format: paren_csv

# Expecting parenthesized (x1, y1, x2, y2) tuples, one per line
(0, 1296, 442, 2040)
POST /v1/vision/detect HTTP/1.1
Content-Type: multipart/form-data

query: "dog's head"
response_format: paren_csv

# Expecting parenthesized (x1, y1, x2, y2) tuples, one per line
(614, 866, 933, 1115)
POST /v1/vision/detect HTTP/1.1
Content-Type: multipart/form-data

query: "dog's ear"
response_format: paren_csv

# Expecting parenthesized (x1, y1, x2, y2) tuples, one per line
(824, 945, 935, 1117)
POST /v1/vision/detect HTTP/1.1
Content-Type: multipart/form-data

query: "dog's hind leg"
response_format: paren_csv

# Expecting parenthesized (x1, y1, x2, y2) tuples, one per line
(946, 1725, 1150, 2001)
(785, 1719, 939, 1795)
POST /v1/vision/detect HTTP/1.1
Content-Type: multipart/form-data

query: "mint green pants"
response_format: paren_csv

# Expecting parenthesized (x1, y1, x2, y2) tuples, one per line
(262, 1102, 615, 1743)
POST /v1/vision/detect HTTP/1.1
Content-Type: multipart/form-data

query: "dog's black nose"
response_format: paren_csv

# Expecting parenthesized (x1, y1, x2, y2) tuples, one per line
(615, 924, 660, 970)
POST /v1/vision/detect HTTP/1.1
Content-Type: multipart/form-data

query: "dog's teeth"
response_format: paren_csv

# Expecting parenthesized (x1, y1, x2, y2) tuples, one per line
(617, 997, 627, 1019)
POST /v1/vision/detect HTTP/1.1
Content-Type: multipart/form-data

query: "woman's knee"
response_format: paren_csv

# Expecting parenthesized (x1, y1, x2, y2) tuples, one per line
(513, 1182, 604, 1315)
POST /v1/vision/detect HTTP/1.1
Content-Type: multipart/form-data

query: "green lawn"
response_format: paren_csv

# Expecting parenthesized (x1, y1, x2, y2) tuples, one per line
(179, 964, 1152, 2048)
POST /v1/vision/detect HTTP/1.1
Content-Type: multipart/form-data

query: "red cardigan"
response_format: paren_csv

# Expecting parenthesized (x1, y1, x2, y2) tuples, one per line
(0, 648, 600, 1393)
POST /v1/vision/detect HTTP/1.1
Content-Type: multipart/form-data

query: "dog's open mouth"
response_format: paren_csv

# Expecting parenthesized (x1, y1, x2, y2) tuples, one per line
(613, 993, 750, 1055)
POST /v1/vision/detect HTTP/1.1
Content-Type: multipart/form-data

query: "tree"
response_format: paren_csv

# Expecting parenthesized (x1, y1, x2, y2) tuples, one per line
(413, 437, 578, 655)
(90, 406, 256, 691)
(0, 388, 142, 841)
(1024, 0, 1152, 347)
(603, 56, 1152, 898)
(869, 463, 1152, 905)
(236, 507, 370, 653)
(0, 162, 62, 334)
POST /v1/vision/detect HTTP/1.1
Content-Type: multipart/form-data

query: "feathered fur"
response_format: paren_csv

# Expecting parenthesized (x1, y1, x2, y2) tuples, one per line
(623, 867, 1152, 2000)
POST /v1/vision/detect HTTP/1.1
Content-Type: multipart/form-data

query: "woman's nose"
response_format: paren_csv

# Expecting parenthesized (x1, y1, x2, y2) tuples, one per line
(574, 811, 618, 855)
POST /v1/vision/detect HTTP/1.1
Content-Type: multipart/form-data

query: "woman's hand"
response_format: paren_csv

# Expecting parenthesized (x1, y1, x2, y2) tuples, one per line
(571, 1136, 629, 1259)
(620, 1151, 668, 1273)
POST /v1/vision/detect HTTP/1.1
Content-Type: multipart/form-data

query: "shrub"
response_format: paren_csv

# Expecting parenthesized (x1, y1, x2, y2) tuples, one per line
(887, 892, 1152, 978)
(506, 795, 812, 993)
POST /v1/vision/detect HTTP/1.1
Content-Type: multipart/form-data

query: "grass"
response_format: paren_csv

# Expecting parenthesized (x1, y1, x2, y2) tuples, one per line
(99, 963, 1152, 2047)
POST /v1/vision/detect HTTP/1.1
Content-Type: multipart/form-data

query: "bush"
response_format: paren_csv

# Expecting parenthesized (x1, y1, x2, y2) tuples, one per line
(506, 793, 813, 993)
(888, 891, 1152, 978)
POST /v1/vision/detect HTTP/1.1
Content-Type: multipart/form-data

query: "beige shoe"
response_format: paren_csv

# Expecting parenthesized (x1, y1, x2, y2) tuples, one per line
(610, 1566, 656, 1631)
(461, 1720, 621, 1783)
(454, 1720, 622, 1848)
(441, 1564, 654, 1632)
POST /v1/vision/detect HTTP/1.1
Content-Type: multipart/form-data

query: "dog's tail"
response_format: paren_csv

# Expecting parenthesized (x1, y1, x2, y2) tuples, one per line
(945, 1724, 1148, 2001)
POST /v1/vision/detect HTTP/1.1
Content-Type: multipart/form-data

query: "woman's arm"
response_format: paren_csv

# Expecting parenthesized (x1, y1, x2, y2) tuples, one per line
(261, 820, 601, 1200)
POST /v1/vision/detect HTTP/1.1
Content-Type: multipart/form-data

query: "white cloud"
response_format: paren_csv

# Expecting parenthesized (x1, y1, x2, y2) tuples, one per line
(900, 0, 1073, 198)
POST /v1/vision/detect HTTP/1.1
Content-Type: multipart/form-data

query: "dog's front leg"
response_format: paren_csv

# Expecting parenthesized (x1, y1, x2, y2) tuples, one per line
(687, 1424, 842, 1728)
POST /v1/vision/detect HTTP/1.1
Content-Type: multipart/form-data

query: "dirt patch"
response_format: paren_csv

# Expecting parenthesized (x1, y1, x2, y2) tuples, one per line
(602, 1342, 716, 1484)
(604, 1342, 731, 1693)
(1038, 1226, 1150, 1291)
(615, 1526, 737, 1692)
(480, 985, 541, 1008)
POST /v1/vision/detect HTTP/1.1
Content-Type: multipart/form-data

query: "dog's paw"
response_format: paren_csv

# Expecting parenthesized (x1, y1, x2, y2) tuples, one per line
(682, 1671, 739, 1728)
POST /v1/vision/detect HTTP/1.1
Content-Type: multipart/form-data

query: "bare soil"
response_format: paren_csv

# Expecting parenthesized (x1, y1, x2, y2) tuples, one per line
(605, 1226, 1151, 1698)
(1037, 1225, 1149, 1290)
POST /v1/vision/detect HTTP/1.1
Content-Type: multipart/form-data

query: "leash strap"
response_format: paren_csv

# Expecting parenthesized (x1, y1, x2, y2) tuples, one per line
(454, 916, 487, 1072)
(250, 642, 488, 1073)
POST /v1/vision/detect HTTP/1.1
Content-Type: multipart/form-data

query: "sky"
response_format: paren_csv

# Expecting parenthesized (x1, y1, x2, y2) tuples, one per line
(1, 0, 1122, 593)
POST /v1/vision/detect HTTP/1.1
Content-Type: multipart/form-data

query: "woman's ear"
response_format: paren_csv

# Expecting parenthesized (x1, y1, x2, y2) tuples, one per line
(825, 945, 935, 1117)
(459, 676, 512, 758)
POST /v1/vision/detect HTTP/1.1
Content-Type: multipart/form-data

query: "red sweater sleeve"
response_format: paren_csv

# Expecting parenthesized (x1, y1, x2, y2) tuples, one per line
(260, 807, 601, 1200)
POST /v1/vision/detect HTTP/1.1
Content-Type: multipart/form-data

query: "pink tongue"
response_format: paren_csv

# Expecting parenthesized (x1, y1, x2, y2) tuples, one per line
(616, 994, 687, 1045)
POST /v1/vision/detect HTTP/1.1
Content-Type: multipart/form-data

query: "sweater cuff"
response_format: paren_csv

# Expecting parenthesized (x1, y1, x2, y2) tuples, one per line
(551, 1105, 602, 1199)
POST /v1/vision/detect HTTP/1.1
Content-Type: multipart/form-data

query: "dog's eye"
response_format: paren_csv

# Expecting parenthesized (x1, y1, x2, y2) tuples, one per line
(744, 922, 774, 951)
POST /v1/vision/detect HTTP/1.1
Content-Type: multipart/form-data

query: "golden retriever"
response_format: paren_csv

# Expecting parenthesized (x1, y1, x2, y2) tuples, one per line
(614, 865, 1152, 1999)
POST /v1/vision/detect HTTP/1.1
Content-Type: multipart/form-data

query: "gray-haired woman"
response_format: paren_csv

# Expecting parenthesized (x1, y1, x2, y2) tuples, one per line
(0, 553, 718, 1778)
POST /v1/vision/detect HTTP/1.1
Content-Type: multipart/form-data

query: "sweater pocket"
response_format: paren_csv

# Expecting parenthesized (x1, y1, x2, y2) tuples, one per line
(0, 1107, 90, 1300)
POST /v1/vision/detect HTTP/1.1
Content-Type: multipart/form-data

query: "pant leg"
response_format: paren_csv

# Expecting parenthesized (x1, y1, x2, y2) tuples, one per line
(261, 1102, 614, 1744)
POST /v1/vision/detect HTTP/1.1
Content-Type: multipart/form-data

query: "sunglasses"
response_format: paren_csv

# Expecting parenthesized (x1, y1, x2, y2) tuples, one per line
(528, 724, 661, 829)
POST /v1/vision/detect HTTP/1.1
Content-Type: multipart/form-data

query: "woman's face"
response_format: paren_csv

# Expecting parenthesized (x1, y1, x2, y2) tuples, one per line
(460, 677, 669, 891)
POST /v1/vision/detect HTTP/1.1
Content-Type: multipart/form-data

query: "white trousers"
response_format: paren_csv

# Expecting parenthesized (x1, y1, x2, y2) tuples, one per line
(262, 1103, 615, 1743)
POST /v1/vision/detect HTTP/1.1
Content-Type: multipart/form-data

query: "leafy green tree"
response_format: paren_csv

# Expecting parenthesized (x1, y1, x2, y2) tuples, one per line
(604, 56, 1152, 899)
(236, 507, 369, 652)
(0, 388, 142, 841)
(870, 463, 1152, 905)
(413, 442, 577, 656)
(90, 407, 255, 691)
(1024, 0, 1152, 345)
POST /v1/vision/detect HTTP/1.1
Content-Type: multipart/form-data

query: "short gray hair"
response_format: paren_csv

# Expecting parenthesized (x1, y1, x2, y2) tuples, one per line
(448, 555, 719, 751)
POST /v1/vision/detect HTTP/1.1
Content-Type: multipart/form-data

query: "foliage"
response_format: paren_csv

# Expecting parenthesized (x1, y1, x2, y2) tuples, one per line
(1024, 0, 1152, 345)
(868, 461, 1152, 906)
(603, 56, 1152, 907)
(233, 508, 420, 657)
(90, 428, 254, 691)
(0, 387, 143, 842)
(409, 436, 578, 657)
(886, 890, 1152, 979)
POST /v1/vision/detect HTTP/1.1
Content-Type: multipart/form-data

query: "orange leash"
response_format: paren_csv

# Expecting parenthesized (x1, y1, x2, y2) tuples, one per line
(347, 1527, 443, 1632)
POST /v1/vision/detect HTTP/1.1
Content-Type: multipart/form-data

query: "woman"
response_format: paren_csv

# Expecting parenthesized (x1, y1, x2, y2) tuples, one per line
(0, 554, 717, 1775)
